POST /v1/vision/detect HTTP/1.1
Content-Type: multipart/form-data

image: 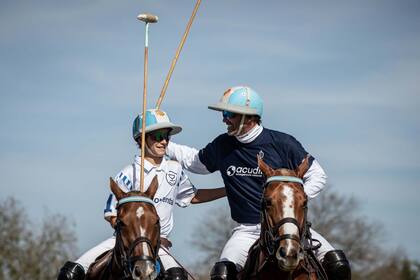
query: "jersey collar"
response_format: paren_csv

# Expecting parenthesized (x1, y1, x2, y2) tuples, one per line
(235, 124, 263, 144)
(134, 155, 164, 173)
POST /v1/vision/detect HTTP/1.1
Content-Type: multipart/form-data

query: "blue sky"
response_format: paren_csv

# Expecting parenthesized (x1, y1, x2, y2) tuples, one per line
(1, 0, 419, 268)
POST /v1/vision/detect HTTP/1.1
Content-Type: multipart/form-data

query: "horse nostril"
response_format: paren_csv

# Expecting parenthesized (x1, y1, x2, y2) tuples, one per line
(134, 266, 141, 277)
(279, 246, 287, 258)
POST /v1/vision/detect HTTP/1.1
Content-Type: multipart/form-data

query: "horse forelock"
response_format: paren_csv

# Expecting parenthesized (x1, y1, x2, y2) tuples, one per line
(275, 168, 297, 177)
(127, 190, 144, 196)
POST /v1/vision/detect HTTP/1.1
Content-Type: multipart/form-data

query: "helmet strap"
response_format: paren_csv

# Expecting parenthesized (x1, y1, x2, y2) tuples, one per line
(145, 141, 161, 158)
(228, 114, 246, 136)
(138, 136, 162, 158)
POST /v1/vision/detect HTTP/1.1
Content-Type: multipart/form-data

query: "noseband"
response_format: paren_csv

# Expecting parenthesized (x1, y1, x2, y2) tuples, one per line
(261, 176, 308, 257)
(115, 196, 161, 277)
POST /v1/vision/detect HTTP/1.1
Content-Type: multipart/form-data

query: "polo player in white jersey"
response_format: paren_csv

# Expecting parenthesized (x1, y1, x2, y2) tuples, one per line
(57, 109, 226, 280)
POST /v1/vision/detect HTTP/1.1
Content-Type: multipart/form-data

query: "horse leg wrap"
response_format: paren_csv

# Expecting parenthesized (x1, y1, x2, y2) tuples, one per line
(322, 250, 351, 280)
(57, 261, 85, 280)
(210, 261, 238, 280)
(164, 267, 188, 280)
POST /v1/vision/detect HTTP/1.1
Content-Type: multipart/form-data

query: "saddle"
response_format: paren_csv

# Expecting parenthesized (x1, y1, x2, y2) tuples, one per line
(86, 249, 113, 279)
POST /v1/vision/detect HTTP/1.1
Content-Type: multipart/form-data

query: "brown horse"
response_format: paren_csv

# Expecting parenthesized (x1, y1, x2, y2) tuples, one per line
(239, 155, 326, 280)
(86, 177, 161, 280)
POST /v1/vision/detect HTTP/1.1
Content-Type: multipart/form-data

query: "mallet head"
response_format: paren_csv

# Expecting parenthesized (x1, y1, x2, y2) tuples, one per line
(137, 13, 159, 23)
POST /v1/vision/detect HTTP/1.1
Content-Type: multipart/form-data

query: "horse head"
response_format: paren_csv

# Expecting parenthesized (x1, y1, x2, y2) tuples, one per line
(110, 176, 160, 280)
(258, 155, 310, 271)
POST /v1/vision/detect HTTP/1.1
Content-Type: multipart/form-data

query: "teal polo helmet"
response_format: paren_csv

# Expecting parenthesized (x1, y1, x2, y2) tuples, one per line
(208, 86, 263, 117)
(132, 109, 182, 141)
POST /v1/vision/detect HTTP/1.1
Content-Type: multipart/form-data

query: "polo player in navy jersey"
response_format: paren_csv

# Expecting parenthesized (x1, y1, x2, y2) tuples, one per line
(166, 86, 351, 280)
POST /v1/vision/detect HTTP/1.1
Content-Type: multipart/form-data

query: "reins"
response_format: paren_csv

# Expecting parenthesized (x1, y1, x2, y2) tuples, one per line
(159, 246, 197, 280)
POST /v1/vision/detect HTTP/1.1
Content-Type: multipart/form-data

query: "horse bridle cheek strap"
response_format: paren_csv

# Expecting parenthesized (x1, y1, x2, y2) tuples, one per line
(115, 224, 161, 278)
(115, 196, 160, 276)
(261, 176, 308, 257)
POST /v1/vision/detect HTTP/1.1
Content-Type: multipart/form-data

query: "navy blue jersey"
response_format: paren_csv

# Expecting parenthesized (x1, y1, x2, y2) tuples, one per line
(198, 128, 313, 224)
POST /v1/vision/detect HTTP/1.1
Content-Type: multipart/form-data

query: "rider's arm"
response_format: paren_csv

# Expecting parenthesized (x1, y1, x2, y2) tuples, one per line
(303, 159, 327, 199)
(175, 169, 198, 207)
(279, 133, 327, 200)
(104, 193, 117, 227)
(103, 168, 132, 227)
(174, 168, 225, 205)
(166, 142, 210, 174)
(191, 187, 226, 204)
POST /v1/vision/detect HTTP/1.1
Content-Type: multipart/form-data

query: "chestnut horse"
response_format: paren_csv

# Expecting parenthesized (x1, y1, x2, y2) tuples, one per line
(239, 155, 327, 280)
(86, 177, 161, 280)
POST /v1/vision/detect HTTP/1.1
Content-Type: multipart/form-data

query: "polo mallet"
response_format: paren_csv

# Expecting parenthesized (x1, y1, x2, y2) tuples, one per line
(155, 0, 202, 109)
(137, 13, 158, 192)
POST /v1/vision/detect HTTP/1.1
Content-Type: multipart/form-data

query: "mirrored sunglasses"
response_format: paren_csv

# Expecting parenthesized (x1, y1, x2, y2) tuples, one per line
(149, 130, 171, 142)
(222, 110, 237, 119)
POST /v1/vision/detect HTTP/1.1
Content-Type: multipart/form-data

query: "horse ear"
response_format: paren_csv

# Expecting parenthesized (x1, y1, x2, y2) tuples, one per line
(258, 156, 274, 177)
(144, 175, 158, 199)
(296, 155, 311, 179)
(110, 177, 125, 200)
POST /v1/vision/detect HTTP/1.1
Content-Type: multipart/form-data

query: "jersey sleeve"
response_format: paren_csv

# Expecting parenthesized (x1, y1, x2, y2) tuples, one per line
(103, 168, 132, 221)
(166, 142, 210, 174)
(303, 159, 327, 199)
(175, 169, 197, 208)
(198, 136, 224, 173)
(277, 133, 327, 199)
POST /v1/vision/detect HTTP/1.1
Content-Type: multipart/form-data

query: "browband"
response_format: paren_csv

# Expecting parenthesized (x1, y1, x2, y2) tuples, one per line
(265, 176, 304, 185)
(117, 196, 154, 207)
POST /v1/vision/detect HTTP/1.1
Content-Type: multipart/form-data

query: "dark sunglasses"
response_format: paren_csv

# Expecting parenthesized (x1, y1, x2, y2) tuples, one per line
(222, 111, 237, 119)
(149, 130, 171, 142)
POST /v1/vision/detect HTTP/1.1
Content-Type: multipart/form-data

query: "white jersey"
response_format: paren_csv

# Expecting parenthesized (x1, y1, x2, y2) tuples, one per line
(104, 155, 197, 238)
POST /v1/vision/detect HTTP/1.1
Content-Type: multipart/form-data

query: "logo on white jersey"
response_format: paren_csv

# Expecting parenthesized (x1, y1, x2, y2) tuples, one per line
(154, 197, 174, 205)
(166, 171, 177, 186)
(226, 165, 263, 177)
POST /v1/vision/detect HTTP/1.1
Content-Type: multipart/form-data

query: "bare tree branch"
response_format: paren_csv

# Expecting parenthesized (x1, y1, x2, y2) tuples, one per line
(0, 197, 77, 280)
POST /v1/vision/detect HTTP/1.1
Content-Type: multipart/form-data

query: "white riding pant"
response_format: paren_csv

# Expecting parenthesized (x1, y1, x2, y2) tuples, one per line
(76, 236, 180, 272)
(219, 224, 335, 270)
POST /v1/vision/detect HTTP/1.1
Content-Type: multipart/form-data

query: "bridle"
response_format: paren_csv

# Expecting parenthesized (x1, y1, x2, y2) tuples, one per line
(256, 175, 329, 279)
(114, 196, 161, 278)
(260, 176, 309, 259)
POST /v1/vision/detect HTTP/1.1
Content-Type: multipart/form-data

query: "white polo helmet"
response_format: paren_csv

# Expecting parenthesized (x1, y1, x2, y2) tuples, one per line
(208, 86, 263, 117)
(132, 109, 182, 141)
